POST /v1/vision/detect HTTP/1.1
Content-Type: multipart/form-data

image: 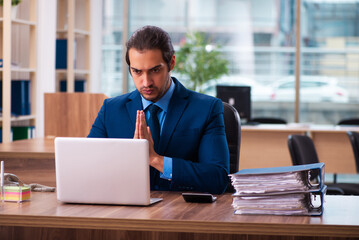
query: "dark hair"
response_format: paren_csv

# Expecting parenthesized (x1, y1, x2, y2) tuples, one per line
(125, 25, 175, 72)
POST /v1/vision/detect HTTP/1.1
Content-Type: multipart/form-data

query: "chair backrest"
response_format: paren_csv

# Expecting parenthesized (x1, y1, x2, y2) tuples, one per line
(222, 102, 241, 174)
(251, 117, 287, 124)
(346, 131, 359, 173)
(338, 118, 359, 125)
(288, 134, 321, 181)
(289, 134, 359, 195)
(287, 135, 319, 166)
(223, 102, 241, 192)
(45, 93, 108, 137)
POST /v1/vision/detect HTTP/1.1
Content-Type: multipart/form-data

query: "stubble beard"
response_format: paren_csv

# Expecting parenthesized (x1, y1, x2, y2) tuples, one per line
(141, 75, 171, 103)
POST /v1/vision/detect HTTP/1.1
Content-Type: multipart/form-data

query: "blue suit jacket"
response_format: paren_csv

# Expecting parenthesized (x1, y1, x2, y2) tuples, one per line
(88, 78, 229, 194)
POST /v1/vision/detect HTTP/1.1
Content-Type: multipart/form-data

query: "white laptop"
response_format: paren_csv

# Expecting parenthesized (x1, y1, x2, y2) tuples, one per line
(55, 137, 162, 205)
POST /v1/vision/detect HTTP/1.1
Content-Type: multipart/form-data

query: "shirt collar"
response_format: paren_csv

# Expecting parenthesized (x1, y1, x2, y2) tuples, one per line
(141, 77, 175, 112)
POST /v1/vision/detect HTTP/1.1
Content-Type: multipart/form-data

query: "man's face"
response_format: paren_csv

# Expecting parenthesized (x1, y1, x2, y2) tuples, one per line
(129, 48, 175, 102)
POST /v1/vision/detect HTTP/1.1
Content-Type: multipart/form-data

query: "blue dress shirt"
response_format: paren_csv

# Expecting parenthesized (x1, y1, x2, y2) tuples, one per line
(141, 79, 175, 180)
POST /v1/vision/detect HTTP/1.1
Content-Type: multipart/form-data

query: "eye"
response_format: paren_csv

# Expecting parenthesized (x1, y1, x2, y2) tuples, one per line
(152, 67, 161, 73)
(132, 69, 141, 75)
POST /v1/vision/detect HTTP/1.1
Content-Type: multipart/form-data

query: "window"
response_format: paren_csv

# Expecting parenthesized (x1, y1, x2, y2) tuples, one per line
(101, 0, 359, 124)
(300, 0, 359, 123)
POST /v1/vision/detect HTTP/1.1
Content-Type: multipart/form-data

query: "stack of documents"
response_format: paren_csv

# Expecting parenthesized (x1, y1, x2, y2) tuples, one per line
(229, 163, 327, 216)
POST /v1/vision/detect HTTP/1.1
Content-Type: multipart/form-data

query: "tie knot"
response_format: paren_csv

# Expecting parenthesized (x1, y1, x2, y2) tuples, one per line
(148, 104, 161, 115)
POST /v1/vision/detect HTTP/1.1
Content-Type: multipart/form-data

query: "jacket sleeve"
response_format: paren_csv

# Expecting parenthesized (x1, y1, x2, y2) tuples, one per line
(170, 99, 230, 194)
(87, 99, 108, 138)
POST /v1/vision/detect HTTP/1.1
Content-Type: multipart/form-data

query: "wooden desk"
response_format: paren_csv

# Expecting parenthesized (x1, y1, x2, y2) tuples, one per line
(0, 124, 358, 185)
(0, 192, 358, 240)
(240, 124, 307, 170)
(240, 124, 359, 173)
(0, 138, 55, 187)
(0, 138, 54, 159)
(310, 125, 359, 174)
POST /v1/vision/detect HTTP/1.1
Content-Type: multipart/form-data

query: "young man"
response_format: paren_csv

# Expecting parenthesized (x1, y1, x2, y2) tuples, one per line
(88, 26, 229, 194)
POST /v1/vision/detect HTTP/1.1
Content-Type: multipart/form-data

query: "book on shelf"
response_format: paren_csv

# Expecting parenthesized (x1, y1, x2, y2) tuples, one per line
(0, 126, 35, 142)
(60, 79, 86, 92)
(12, 126, 35, 141)
(0, 80, 31, 116)
(56, 39, 67, 69)
(229, 163, 327, 216)
(0, 128, 13, 143)
(56, 39, 76, 69)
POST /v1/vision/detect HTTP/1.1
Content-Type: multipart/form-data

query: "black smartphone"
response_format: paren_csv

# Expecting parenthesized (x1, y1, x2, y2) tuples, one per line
(182, 193, 217, 203)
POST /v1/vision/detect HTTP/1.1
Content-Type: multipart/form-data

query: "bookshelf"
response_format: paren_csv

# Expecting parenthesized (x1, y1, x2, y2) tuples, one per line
(56, 0, 91, 92)
(0, 0, 37, 143)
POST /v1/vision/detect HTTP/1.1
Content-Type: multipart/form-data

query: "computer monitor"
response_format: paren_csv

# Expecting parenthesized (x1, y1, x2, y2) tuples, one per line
(216, 85, 251, 123)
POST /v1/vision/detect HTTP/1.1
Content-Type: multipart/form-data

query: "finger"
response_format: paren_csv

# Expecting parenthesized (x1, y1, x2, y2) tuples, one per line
(147, 126, 153, 142)
(134, 110, 140, 139)
(139, 111, 147, 139)
(141, 110, 148, 128)
(147, 126, 157, 156)
(135, 110, 140, 138)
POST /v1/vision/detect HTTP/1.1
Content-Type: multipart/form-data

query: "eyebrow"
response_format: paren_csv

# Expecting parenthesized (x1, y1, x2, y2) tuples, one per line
(130, 64, 163, 72)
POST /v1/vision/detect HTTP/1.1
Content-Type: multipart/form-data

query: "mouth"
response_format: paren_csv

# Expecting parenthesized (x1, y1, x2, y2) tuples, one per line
(142, 88, 155, 95)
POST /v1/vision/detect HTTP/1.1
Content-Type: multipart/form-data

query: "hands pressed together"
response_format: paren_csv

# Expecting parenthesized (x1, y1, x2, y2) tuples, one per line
(134, 110, 164, 173)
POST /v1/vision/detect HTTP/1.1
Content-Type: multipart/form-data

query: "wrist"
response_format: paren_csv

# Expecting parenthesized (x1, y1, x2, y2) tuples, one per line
(150, 154, 164, 172)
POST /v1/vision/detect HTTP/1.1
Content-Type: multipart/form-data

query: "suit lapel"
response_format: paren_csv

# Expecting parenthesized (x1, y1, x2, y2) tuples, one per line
(159, 78, 189, 154)
(126, 91, 143, 129)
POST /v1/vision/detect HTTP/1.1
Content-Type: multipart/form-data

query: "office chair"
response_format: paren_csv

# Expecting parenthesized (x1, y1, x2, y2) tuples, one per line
(288, 134, 359, 195)
(250, 117, 287, 124)
(347, 131, 359, 173)
(338, 118, 359, 126)
(222, 102, 241, 192)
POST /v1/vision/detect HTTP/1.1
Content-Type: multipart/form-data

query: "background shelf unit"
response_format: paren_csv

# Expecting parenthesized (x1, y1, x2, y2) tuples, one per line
(0, 0, 37, 143)
(56, 0, 91, 93)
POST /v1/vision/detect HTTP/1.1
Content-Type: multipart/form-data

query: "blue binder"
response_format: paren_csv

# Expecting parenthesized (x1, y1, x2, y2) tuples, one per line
(0, 80, 31, 116)
(56, 39, 67, 69)
(230, 163, 327, 216)
(59, 80, 85, 92)
(233, 163, 325, 191)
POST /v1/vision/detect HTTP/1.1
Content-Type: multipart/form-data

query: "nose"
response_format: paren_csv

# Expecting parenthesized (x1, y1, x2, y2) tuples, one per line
(142, 73, 152, 87)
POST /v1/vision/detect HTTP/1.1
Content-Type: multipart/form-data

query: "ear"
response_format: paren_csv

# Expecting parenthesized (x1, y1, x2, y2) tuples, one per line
(169, 55, 175, 71)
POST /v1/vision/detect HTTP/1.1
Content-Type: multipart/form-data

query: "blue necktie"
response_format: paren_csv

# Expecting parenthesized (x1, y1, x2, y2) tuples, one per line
(147, 104, 161, 151)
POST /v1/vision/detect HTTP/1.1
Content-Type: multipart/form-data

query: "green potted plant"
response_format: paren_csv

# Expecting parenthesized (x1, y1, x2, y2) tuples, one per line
(0, 0, 22, 19)
(0, 0, 21, 6)
(175, 32, 229, 93)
